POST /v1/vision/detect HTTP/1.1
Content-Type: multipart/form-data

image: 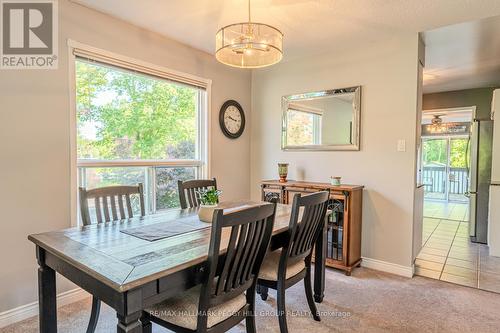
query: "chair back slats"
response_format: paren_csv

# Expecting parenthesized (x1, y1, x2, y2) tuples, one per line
(288, 191, 329, 259)
(225, 223, 248, 292)
(102, 196, 110, 221)
(94, 197, 102, 223)
(243, 221, 262, 282)
(118, 195, 126, 217)
(110, 195, 118, 221)
(216, 226, 239, 296)
(178, 178, 217, 209)
(79, 184, 145, 226)
(235, 221, 256, 285)
(200, 203, 275, 312)
(244, 220, 266, 281)
(125, 194, 133, 217)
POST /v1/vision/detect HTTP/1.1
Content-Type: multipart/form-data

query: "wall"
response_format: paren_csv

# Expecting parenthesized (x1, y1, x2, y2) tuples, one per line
(251, 34, 421, 271)
(423, 88, 495, 119)
(0, 0, 251, 314)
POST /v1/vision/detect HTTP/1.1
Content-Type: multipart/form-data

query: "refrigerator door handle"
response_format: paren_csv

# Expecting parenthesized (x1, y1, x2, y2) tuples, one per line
(469, 192, 477, 237)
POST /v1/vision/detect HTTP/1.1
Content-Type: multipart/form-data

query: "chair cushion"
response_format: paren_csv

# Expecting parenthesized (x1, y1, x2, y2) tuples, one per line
(145, 284, 247, 330)
(258, 249, 306, 281)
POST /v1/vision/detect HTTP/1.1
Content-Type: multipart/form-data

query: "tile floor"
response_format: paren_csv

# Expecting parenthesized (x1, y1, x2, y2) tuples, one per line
(422, 200, 469, 221)
(415, 200, 500, 293)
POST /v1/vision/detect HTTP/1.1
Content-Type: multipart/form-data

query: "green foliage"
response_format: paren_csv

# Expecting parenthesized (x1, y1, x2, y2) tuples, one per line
(76, 60, 197, 160)
(450, 139, 467, 168)
(196, 187, 222, 206)
(422, 138, 468, 168)
(286, 110, 314, 145)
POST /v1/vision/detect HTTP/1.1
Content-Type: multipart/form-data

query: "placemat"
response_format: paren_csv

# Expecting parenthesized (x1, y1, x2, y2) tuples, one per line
(120, 203, 257, 242)
(120, 214, 210, 242)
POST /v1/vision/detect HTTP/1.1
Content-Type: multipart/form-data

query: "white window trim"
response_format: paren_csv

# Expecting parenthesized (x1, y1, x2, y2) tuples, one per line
(68, 39, 212, 226)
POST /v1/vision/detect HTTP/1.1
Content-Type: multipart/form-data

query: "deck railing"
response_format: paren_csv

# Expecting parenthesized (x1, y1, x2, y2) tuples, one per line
(422, 166, 469, 198)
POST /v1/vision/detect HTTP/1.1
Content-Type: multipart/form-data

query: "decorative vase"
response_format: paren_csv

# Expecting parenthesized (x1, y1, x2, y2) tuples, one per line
(198, 204, 218, 223)
(278, 163, 289, 183)
(330, 176, 342, 186)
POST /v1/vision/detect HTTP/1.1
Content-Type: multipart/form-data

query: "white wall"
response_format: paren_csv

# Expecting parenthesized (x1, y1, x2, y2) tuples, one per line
(0, 0, 251, 313)
(251, 34, 420, 269)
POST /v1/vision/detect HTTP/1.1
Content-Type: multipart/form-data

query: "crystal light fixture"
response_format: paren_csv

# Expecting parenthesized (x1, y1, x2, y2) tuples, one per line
(215, 0, 283, 68)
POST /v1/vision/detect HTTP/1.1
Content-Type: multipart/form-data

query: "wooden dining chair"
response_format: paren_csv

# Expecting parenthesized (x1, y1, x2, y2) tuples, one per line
(257, 191, 329, 333)
(78, 183, 145, 333)
(178, 178, 217, 209)
(142, 203, 276, 333)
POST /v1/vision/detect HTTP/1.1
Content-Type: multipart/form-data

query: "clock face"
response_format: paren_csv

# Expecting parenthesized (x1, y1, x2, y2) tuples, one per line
(223, 105, 242, 134)
(220, 100, 245, 139)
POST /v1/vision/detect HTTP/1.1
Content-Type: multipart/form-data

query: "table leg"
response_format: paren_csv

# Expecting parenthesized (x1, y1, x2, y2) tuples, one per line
(37, 246, 57, 333)
(313, 218, 327, 303)
(117, 312, 142, 333)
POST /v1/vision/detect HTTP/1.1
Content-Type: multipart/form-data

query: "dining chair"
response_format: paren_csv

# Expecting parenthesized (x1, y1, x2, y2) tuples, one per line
(178, 178, 217, 209)
(257, 191, 329, 333)
(78, 183, 145, 333)
(142, 203, 276, 333)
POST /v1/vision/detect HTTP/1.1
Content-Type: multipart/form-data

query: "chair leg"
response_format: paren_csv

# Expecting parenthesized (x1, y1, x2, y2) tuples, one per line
(85, 297, 101, 333)
(257, 284, 269, 301)
(141, 312, 152, 333)
(276, 281, 288, 333)
(246, 286, 257, 333)
(304, 266, 320, 321)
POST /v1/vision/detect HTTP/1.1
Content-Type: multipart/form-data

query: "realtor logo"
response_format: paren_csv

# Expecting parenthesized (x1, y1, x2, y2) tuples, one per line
(1, 0, 58, 69)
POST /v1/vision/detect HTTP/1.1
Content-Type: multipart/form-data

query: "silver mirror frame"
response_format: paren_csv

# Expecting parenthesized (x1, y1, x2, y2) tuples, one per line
(281, 86, 361, 151)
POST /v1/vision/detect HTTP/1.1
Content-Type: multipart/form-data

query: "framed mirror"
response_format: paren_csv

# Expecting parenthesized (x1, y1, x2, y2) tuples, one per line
(281, 86, 361, 151)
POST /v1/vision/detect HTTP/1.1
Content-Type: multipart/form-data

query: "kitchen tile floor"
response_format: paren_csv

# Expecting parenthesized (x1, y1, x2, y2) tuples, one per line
(415, 200, 500, 293)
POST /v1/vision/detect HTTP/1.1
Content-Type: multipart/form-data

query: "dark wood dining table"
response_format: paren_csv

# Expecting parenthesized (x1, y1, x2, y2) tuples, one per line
(28, 202, 327, 333)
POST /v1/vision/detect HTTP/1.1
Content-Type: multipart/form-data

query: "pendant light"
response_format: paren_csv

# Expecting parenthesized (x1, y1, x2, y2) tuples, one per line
(215, 0, 283, 68)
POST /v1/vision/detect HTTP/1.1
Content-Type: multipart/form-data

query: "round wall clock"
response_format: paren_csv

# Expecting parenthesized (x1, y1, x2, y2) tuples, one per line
(219, 100, 245, 139)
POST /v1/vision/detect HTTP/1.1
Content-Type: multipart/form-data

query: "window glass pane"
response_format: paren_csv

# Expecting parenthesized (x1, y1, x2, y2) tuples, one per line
(80, 167, 146, 222)
(422, 139, 447, 166)
(450, 138, 468, 168)
(286, 110, 315, 145)
(156, 167, 196, 210)
(76, 59, 198, 160)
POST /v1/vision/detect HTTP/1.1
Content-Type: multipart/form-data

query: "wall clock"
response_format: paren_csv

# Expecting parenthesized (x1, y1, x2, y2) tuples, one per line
(219, 100, 245, 139)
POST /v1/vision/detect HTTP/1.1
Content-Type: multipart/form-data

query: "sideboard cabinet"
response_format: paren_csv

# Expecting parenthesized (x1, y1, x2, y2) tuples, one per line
(261, 180, 364, 275)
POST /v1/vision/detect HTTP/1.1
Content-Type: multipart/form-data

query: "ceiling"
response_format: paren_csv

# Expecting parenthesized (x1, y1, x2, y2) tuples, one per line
(72, 1, 500, 94)
(73, 0, 500, 63)
(423, 15, 500, 93)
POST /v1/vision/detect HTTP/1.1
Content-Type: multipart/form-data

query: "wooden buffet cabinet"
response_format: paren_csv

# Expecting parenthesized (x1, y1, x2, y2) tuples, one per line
(261, 180, 364, 275)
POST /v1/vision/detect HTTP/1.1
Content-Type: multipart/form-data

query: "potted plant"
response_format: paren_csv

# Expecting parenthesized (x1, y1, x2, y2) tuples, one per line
(196, 187, 222, 223)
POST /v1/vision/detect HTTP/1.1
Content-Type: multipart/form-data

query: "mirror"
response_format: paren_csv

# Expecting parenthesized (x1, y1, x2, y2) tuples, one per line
(281, 86, 361, 151)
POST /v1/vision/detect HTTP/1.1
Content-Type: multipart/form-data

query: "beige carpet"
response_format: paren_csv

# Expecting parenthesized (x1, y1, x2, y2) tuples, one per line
(2, 267, 500, 333)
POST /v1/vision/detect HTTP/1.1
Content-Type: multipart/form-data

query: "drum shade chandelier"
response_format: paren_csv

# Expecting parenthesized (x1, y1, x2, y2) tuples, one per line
(215, 0, 283, 68)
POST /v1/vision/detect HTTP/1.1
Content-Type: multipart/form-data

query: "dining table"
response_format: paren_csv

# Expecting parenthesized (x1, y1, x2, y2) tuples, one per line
(28, 201, 327, 333)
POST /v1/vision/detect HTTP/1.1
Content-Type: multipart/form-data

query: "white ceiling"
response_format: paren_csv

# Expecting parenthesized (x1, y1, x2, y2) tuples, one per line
(423, 15, 500, 93)
(72, 0, 500, 63)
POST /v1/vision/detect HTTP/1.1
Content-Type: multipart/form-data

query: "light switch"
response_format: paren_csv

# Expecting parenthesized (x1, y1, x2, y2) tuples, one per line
(397, 139, 406, 152)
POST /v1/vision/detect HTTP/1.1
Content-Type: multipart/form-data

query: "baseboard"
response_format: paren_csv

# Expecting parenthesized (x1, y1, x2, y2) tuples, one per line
(0, 288, 89, 329)
(361, 257, 414, 278)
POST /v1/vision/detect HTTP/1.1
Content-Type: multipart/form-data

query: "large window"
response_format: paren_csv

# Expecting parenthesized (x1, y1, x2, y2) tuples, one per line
(75, 55, 208, 216)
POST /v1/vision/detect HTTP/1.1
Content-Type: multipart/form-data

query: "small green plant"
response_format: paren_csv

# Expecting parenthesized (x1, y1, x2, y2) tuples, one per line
(196, 187, 222, 206)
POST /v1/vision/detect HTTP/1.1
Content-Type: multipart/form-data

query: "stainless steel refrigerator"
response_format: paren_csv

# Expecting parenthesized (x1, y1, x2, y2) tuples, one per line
(468, 112, 494, 244)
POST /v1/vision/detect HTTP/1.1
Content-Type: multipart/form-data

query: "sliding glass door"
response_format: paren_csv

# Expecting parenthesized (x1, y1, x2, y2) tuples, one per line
(422, 137, 469, 202)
